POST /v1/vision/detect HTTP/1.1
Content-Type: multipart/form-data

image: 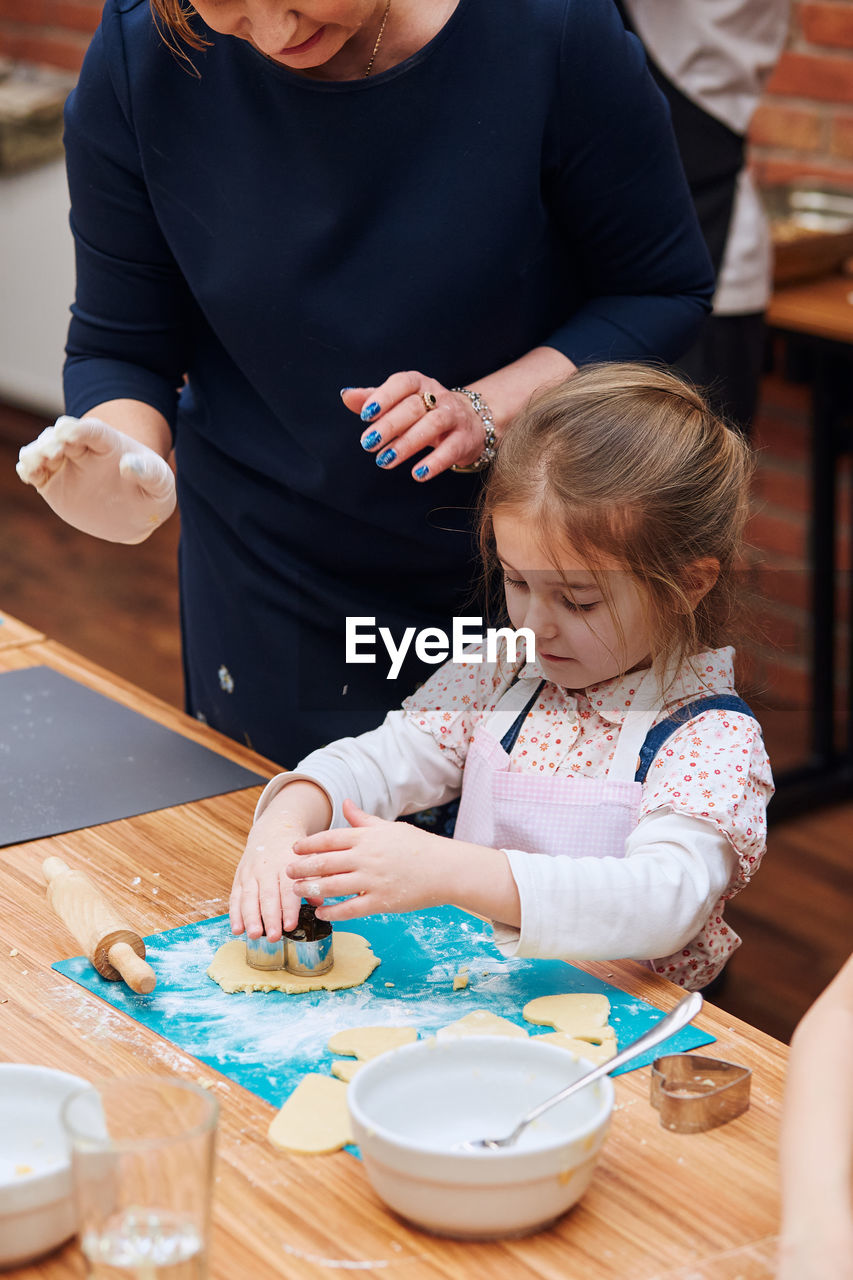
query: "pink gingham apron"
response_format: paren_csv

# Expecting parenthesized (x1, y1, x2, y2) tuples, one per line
(453, 666, 667, 859)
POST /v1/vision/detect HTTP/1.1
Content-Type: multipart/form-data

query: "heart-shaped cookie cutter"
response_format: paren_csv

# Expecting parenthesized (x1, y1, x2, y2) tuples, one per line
(244, 905, 333, 976)
(650, 1053, 751, 1133)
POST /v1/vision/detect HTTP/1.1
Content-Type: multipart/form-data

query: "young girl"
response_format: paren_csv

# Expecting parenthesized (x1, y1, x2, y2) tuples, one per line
(229, 364, 773, 991)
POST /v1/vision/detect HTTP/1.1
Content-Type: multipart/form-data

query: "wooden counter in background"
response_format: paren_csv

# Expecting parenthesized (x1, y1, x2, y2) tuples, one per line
(0, 624, 787, 1279)
(767, 270, 853, 344)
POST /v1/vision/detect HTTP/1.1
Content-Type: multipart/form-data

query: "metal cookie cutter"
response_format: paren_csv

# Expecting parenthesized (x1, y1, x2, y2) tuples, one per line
(650, 1053, 752, 1133)
(245, 904, 334, 977)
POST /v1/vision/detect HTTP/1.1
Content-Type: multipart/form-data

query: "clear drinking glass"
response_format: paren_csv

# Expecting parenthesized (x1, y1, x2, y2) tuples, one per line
(61, 1077, 218, 1280)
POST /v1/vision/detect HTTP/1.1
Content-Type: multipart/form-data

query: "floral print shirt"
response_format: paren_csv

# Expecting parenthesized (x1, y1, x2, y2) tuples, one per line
(401, 645, 773, 987)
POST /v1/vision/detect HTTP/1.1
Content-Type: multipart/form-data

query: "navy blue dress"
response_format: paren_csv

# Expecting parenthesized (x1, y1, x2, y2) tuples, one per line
(62, 0, 713, 765)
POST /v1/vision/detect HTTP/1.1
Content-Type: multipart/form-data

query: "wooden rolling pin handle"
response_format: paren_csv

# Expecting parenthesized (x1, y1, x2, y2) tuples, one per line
(107, 942, 157, 995)
(43, 855, 72, 883)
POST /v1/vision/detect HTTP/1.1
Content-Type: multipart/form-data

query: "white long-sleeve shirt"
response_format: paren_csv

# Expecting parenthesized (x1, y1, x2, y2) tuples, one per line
(622, 0, 791, 313)
(255, 647, 773, 988)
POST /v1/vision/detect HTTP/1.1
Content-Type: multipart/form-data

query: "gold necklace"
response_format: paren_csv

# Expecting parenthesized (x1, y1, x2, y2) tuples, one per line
(363, 0, 391, 77)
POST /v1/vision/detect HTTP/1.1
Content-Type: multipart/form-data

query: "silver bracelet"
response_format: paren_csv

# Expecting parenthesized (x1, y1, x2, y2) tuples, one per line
(450, 387, 498, 472)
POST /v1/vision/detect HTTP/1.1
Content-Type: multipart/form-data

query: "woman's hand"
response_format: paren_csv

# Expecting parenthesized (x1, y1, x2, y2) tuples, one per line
(341, 373, 487, 480)
(16, 415, 176, 544)
(288, 798, 452, 919)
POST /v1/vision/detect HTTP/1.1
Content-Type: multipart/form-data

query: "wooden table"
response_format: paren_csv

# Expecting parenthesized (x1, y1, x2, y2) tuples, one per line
(765, 273, 853, 818)
(0, 624, 787, 1279)
(768, 271, 853, 344)
(0, 608, 44, 651)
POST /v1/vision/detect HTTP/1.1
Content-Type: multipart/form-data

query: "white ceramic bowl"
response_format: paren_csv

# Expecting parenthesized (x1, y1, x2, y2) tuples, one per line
(347, 1035, 613, 1239)
(0, 1064, 89, 1269)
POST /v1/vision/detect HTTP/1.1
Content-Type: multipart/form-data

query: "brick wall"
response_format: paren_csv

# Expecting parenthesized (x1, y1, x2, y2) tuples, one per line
(745, 351, 851, 775)
(0, 0, 101, 73)
(752, 1, 853, 186)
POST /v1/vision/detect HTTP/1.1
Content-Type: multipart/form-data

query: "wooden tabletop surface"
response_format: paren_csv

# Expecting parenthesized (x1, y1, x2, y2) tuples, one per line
(767, 271, 853, 345)
(0, 609, 45, 652)
(0, 625, 787, 1280)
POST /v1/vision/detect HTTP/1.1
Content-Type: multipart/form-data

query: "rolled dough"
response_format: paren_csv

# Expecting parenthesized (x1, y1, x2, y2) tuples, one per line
(207, 932, 380, 994)
(327, 1025, 417, 1082)
(538, 1029, 617, 1065)
(330, 1059, 362, 1083)
(267, 1074, 352, 1154)
(437, 1009, 528, 1039)
(522, 993, 611, 1036)
(327, 1025, 418, 1059)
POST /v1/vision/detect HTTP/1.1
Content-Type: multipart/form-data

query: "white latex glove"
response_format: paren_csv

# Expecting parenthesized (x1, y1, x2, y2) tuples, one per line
(16, 415, 176, 544)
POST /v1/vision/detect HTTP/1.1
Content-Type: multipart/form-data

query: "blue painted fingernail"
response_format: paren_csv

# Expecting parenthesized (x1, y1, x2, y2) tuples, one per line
(376, 448, 396, 467)
(361, 429, 381, 450)
(414, 465, 429, 479)
(360, 401, 381, 422)
(340, 386, 354, 399)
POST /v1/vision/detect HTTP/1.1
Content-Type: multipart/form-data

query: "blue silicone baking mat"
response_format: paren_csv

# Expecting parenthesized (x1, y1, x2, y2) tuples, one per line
(53, 906, 714, 1111)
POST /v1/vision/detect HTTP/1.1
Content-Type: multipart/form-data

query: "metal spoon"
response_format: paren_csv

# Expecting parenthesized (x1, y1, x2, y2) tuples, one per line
(458, 990, 703, 1151)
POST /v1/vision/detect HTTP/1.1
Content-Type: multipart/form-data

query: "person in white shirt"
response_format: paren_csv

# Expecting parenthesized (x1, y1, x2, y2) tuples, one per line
(617, 0, 791, 432)
(229, 364, 774, 991)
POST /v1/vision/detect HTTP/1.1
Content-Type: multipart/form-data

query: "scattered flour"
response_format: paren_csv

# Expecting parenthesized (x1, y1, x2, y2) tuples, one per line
(48, 980, 214, 1079)
(280, 1243, 404, 1270)
(49, 907, 692, 1126)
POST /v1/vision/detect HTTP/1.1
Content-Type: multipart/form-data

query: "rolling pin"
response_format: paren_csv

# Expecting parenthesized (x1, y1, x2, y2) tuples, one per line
(42, 857, 157, 994)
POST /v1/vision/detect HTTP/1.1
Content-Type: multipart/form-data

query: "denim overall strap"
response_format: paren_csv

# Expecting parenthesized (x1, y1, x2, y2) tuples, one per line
(499, 681, 546, 754)
(634, 695, 759, 784)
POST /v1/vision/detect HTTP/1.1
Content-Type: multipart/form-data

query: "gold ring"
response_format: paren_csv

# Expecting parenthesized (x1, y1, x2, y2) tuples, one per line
(421, 392, 438, 411)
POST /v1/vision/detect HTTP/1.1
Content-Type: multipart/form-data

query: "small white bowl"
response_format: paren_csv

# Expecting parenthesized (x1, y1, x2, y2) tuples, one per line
(0, 1064, 89, 1269)
(347, 1035, 613, 1240)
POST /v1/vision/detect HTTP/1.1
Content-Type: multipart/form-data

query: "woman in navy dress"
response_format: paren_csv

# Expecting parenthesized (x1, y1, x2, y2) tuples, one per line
(17, 0, 713, 765)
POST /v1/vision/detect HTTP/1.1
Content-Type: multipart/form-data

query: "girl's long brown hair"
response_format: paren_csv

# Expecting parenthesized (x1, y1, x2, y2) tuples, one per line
(149, 0, 210, 62)
(479, 363, 754, 693)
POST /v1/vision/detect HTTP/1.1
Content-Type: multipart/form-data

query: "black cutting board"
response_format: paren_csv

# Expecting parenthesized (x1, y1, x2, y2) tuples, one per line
(0, 666, 269, 846)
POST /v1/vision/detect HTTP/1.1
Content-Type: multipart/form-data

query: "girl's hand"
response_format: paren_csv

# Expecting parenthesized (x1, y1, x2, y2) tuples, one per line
(287, 798, 452, 920)
(229, 824, 325, 941)
(341, 374, 487, 481)
(230, 781, 333, 941)
(16, 415, 176, 544)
